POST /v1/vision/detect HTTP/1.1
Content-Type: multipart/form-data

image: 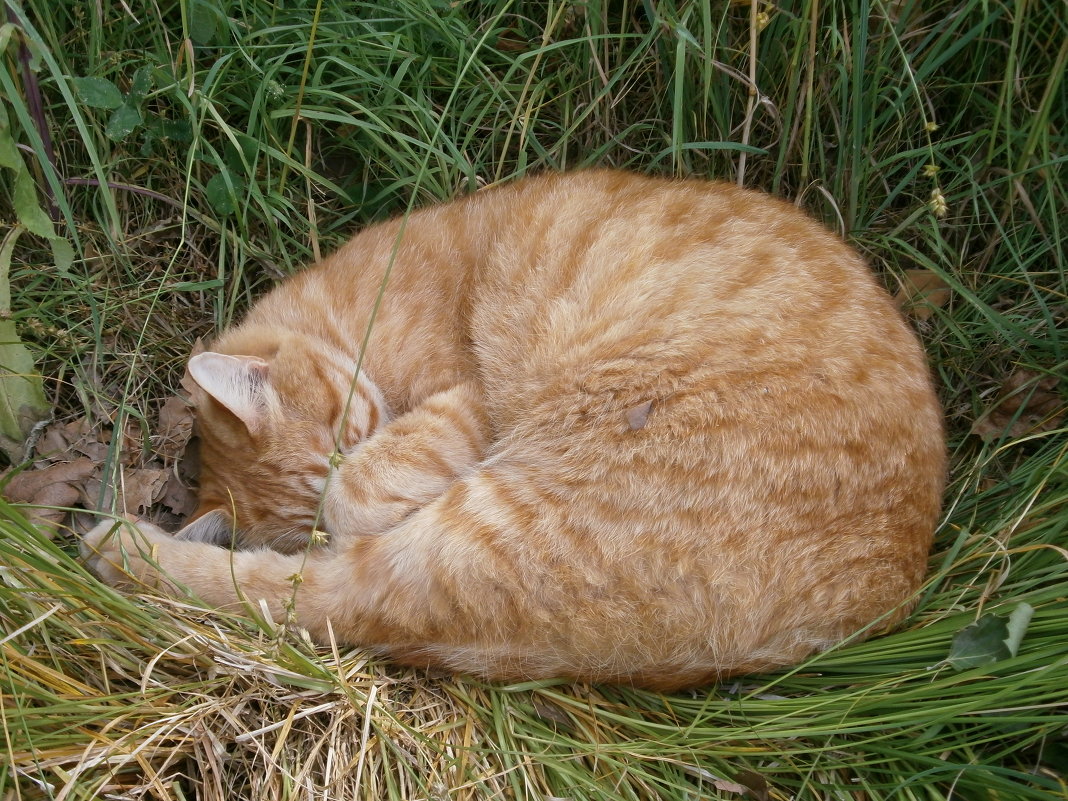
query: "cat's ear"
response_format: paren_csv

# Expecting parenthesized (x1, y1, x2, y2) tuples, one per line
(187, 352, 270, 432)
(174, 509, 234, 546)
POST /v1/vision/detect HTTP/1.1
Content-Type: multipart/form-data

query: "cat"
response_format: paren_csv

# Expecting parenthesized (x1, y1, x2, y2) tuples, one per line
(82, 169, 946, 691)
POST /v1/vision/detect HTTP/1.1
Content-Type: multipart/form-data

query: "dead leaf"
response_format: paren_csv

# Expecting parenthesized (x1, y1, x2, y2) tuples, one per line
(894, 269, 951, 320)
(119, 467, 169, 513)
(734, 769, 770, 801)
(34, 417, 109, 463)
(532, 696, 573, 727)
(160, 469, 197, 517)
(2, 458, 97, 536)
(972, 369, 1065, 442)
(83, 466, 168, 517)
(155, 396, 195, 462)
(712, 779, 749, 794)
(119, 417, 148, 466)
(10, 392, 203, 537)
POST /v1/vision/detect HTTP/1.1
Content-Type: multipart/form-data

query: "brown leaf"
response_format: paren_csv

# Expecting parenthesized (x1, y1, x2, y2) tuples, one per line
(34, 417, 109, 463)
(712, 779, 749, 794)
(155, 396, 195, 463)
(85, 466, 169, 516)
(894, 269, 951, 321)
(120, 417, 147, 466)
(118, 467, 169, 513)
(2, 458, 98, 536)
(972, 369, 1065, 442)
(734, 769, 770, 801)
(160, 469, 197, 517)
(13, 402, 202, 535)
(532, 696, 573, 727)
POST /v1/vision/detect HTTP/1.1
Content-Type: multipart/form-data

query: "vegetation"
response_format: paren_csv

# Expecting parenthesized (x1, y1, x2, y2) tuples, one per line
(1, 0, 1065, 798)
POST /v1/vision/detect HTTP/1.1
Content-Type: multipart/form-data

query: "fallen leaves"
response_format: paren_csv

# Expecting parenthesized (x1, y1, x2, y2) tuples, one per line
(1, 394, 198, 537)
(894, 268, 951, 321)
(157, 396, 195, 461)
(714, 771, 770, 800)
(1, 458, 97, 534)
(972, 368, 1065, 442)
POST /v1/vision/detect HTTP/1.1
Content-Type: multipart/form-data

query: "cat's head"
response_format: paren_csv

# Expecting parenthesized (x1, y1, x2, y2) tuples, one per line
(177, 329, 389, 552)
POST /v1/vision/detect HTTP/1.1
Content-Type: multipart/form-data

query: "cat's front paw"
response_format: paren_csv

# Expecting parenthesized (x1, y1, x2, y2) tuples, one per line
(81, 516, 175, 589)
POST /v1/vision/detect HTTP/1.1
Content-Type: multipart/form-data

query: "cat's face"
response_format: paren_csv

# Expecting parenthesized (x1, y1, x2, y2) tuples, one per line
(179, 334, 388, 553)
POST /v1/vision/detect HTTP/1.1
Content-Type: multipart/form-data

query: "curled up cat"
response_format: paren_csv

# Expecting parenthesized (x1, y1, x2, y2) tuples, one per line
(82, 170, 945, 691)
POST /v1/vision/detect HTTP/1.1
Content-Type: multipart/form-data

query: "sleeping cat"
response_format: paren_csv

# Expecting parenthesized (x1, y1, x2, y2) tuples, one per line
(82, 170, 945, 691)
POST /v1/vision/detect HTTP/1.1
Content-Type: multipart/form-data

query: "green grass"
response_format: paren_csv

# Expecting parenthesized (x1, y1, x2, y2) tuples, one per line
(2, 0, 1066, 799)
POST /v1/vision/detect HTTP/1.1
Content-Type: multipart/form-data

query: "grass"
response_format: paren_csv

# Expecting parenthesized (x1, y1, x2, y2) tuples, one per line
(2, 0, 1066, 798)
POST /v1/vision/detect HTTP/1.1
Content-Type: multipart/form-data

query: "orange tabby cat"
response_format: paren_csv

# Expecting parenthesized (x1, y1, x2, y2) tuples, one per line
(83, 170, 945, 690)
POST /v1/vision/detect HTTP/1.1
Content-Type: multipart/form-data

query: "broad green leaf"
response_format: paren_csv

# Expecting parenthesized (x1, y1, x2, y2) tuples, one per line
(50, 237, 74, 274)
(946, 603, 1034, 671)
(0, 135, 19, 169)
(1003, 602, 1034, 657)
(0, 228, 50, 463)
(946, 615, 1010, 670)
(205, 171, 245, 215)
(156, 119, 192, 143)
(189, 0, 220, 45)
(0, 106, 72, 267)
(128, 65, 154, 103)
(12, 162, 55, 238)
(73, 76, 124, 110)
(0, 320, 50, 462)
(0, 22, 15, 56)
(0, 105, 21, 169)
(0, 227, 17, 313)
(15, 24, 42, 72)
(105, 102, 143, 141)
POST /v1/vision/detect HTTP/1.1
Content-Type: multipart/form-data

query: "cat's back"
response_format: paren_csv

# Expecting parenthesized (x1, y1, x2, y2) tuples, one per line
(434, 171, 945, 683)
(465, 171, 937, 440)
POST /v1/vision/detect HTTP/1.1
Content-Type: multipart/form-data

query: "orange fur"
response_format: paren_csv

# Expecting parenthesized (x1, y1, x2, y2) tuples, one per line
(83, 170, 945, 690)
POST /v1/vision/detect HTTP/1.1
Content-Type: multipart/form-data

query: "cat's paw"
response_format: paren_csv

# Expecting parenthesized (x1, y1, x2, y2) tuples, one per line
(81, 515, 175, 589)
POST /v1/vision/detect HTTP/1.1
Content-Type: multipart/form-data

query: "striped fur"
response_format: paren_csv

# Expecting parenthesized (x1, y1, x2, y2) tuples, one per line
(83, 170, 946, 690)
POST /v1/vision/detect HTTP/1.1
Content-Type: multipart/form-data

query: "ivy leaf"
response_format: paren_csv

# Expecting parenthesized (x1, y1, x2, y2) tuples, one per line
(73, 76, 124, 110)
(946, 603, 1034, 671)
